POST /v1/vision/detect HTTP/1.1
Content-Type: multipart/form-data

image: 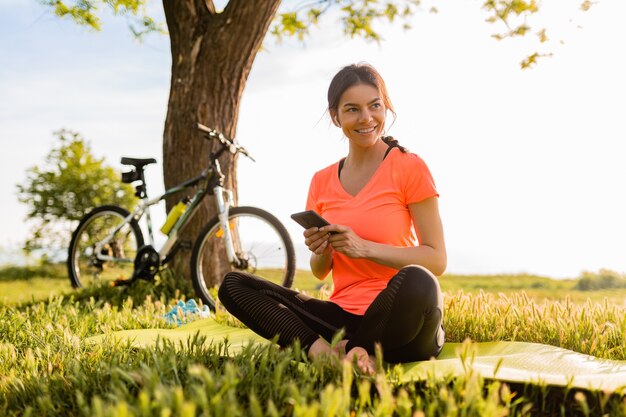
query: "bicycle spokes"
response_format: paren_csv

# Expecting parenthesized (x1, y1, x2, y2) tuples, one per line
(69, 207, 142, 288)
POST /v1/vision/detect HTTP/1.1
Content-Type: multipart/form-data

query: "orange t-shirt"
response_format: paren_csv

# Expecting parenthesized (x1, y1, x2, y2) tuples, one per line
(306, 147, 438, 315)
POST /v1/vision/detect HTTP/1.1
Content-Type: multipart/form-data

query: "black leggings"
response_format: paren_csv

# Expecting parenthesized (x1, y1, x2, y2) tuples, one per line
(218, 265, 445, 363)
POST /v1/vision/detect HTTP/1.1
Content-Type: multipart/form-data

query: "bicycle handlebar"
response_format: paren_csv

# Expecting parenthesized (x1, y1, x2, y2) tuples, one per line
(196, 123, 255, 162)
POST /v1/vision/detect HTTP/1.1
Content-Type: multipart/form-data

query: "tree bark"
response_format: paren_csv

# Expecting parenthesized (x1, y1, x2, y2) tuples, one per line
(162, 0, 281, 285)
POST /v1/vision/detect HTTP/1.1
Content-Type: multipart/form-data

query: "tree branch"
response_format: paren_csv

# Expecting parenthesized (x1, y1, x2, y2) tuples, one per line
(193, 0, 216, 16)
(223, 0, 281, 27)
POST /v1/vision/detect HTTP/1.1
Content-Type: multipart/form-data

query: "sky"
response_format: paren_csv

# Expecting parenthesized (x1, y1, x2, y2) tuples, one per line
(1, 0, 625, 278)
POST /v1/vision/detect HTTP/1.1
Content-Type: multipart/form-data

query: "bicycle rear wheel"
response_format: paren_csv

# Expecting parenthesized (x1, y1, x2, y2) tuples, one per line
(67, 205, 144, 288)
(191, 206, 296, 311)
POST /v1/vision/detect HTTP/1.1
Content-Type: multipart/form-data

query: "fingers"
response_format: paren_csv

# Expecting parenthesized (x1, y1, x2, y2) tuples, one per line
(304, 224, 356, 255)
(327, 233, 353, 254)
(304, 228, 334, 254)
(314, 240, 332, 255)
(304, 228, 326, 246)
(306, 224, 349, 239)
(320, 224, 347, 235)
(303, 227, 322, 239)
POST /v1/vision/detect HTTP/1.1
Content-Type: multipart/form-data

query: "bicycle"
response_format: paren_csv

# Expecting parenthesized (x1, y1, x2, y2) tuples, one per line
(67, 123, 296, 311)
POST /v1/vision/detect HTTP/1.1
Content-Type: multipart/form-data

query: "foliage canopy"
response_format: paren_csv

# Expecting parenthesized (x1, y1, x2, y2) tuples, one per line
(16, 129, 136, 254)
(39, 0, 593, 69)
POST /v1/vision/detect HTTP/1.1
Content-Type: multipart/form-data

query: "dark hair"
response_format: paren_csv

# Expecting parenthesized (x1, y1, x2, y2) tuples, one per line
(327, 63, 407, 153)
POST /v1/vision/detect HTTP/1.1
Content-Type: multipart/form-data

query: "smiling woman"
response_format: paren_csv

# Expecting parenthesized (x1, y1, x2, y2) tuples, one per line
(329, 67, 390, 145)
(218, 63, 446, 373)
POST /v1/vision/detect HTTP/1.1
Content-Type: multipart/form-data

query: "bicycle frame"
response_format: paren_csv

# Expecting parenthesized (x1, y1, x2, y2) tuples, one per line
(92, 157, 242, 267)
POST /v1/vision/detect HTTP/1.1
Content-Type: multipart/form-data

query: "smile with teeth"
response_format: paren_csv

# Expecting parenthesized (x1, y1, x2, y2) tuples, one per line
(355, 126, 377, 134)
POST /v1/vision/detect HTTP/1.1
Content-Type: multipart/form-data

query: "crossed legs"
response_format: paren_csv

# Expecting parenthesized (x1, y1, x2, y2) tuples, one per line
(217, 265, 444, 366)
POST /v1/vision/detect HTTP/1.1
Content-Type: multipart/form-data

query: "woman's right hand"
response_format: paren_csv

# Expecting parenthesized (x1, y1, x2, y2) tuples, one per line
(304, 227, 333, 256)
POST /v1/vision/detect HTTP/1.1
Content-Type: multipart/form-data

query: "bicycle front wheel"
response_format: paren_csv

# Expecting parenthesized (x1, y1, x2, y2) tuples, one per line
(67, 205, 144, 288)
(191, 206, 296, 311)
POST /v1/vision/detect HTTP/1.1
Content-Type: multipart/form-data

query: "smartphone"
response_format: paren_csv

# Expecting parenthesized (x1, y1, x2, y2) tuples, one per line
(290, 210, 334, 232)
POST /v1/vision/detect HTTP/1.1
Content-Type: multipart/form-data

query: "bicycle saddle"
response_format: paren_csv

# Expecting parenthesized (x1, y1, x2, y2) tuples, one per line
(120, 157, 157, 168)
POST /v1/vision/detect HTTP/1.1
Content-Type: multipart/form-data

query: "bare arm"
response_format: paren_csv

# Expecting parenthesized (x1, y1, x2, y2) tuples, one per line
(323, 197, 447, 276)
(304, 228, 334, 279)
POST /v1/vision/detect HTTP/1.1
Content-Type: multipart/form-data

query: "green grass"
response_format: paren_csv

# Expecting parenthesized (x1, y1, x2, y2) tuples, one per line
(1, 264, 626, 416)
(439, 273, 626, 305)
(0, 263, 73, 304)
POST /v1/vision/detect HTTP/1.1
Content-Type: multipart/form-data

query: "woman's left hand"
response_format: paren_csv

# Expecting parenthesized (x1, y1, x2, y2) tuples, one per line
(321, 225, 371, 259)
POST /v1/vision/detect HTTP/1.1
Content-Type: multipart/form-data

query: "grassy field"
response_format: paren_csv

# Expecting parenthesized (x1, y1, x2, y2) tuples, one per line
(3, 264, 625, 306)
(1, 264, 626, 416)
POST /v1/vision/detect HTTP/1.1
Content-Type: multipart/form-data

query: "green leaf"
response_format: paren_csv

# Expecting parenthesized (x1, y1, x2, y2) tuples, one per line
(38, 0, 164, 38)
(580, 0, 595, 11)
(537, 28, 548, 43)
(16, 129, 137, 253)
(520, 51, 552, 69)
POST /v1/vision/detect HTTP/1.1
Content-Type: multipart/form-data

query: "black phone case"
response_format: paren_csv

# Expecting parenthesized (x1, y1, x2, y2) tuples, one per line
(290, 210, 330, 230)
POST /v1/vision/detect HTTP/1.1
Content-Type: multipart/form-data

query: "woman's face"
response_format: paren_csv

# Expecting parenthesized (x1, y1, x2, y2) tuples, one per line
(333, 83, 386, 148)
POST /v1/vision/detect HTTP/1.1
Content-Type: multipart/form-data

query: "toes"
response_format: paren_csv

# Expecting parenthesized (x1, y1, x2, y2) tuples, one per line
(344, 347, 375, 374)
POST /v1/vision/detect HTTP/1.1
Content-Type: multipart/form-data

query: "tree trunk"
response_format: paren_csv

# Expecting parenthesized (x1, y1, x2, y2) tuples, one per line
(162, 0, 281, 286)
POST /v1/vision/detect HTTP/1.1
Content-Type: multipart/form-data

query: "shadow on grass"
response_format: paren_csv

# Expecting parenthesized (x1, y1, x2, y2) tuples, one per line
(3, 266, 196, 312)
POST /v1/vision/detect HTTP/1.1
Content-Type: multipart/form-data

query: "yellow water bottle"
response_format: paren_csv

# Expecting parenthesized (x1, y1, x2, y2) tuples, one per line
(161, 199, 188, 235)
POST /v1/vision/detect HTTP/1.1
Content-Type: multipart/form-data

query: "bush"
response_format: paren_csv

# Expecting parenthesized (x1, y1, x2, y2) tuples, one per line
(16, 129, 137, 255)
(0, 263, 66, 281)
(575, 269, 626, 291)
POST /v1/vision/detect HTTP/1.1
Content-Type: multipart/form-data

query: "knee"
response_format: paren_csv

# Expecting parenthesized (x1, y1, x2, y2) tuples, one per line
(394, 265, 441, 305)
(217, 272, 246, 305)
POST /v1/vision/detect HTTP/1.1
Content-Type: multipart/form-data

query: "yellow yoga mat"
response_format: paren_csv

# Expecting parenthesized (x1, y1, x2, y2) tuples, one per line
(87, 318, 626, 392)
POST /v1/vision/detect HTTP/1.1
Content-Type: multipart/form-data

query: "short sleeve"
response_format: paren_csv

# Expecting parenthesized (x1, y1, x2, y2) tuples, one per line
(305, 174, 320, 212)
(403, 153, 439, 205)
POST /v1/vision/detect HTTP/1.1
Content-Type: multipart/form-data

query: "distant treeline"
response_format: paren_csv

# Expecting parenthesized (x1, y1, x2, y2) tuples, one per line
(0, 264, 65, 281)
(2, 263, 626, 291)
(575, 269, 626, 291)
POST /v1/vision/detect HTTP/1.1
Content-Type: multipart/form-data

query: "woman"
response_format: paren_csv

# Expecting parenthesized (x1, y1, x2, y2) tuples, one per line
(219, 63, 446, 372)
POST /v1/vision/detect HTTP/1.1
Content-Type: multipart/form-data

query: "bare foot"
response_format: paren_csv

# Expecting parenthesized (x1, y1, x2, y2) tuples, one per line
(332, 339, 349, 357)
(344, 346, 375, 375)
(308, 338, 339, 363)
